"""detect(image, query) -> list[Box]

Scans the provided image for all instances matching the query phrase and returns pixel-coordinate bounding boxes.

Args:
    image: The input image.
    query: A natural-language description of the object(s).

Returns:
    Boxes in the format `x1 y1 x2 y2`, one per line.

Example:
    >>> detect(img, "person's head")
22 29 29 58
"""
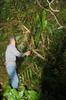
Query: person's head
9 36 16 45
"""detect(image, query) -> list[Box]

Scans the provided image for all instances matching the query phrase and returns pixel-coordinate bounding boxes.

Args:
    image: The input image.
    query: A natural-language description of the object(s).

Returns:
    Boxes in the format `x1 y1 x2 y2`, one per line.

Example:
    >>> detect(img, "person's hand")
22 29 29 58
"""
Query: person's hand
24 51 31 56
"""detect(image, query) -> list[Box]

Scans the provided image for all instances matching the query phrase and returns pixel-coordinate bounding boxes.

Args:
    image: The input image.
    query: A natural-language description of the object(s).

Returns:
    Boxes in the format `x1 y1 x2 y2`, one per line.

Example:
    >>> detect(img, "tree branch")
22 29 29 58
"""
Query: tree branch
36 0 63 29
47 0 59 12
47 9 63 29
30 48 45 60
36 0 44 9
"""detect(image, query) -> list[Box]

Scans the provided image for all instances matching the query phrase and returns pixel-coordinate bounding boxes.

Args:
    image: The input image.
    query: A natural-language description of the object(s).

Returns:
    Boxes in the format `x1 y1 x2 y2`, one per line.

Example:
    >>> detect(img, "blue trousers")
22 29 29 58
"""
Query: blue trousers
6 65 19 89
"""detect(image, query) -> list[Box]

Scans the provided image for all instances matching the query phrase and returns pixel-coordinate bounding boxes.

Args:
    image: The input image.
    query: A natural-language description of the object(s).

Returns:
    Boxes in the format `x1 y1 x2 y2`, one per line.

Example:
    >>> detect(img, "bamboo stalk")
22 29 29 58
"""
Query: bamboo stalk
32 49 45 60
22 25 30 33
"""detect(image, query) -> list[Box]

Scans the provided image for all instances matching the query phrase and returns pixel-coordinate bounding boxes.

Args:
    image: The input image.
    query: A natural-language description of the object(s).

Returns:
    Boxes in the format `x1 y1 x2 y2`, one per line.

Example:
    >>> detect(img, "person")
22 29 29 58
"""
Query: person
5 36 30 89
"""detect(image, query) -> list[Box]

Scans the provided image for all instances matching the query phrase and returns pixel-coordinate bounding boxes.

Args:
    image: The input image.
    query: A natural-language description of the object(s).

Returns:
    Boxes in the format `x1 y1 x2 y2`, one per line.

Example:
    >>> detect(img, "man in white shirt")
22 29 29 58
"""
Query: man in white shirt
5 36 30 89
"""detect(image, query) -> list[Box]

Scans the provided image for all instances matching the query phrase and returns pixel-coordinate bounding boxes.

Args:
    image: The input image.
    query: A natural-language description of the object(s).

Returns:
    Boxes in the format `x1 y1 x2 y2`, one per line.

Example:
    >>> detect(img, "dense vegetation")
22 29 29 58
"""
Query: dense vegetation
0 0 66 100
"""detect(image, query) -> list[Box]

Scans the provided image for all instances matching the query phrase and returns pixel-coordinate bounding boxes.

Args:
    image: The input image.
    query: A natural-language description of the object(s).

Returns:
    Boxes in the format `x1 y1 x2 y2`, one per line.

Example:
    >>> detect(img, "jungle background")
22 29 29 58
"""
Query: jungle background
0 0 66 100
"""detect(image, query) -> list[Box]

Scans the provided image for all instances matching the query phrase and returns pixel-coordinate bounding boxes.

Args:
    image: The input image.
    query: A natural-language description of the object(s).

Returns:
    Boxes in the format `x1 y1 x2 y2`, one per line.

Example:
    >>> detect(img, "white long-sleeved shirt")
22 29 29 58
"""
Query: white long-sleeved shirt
5 44 21 67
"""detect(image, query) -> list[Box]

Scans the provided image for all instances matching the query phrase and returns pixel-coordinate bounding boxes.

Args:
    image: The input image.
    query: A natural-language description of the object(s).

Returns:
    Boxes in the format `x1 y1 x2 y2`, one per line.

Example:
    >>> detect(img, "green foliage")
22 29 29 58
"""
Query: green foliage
4 86 21 100
41 11 47 30
0 0 66 100
34 14 41 47
59 8 66 24
18 56 41 90
3 85 39 100
27 90 39 100
0 3 12 21
34 11 47 47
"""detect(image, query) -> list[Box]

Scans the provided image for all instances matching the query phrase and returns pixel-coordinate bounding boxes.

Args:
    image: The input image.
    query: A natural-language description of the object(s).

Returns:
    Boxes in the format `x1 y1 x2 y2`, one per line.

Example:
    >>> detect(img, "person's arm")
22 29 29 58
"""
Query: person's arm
13 46 31 57
23 51 31 56
13 46 22 57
